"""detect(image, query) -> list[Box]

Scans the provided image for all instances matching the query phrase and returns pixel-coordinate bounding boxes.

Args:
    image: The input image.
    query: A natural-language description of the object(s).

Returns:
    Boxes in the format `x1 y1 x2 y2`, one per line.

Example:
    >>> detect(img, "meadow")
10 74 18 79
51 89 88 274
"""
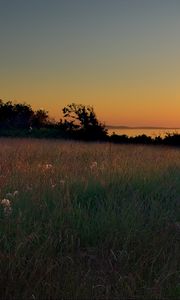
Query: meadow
0 138 179 299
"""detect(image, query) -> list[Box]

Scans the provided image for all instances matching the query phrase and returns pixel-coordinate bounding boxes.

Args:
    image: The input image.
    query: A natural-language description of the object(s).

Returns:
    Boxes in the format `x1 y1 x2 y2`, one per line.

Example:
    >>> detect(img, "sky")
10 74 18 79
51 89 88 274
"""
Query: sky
0 0 180 127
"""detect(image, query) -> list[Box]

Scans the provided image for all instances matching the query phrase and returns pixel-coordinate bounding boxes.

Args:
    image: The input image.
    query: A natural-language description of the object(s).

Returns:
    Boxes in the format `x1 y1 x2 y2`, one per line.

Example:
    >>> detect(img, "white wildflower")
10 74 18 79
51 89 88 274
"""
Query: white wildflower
1 199 12 216
1 198 11 207
44 163 53 170
5 190 18 198
90 161 98 171
13 190 19 196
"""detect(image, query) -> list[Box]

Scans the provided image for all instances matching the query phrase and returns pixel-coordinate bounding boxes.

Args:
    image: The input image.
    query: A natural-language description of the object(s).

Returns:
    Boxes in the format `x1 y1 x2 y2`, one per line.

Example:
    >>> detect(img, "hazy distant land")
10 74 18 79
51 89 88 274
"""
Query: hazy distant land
107 125 180 137
107 125 180 129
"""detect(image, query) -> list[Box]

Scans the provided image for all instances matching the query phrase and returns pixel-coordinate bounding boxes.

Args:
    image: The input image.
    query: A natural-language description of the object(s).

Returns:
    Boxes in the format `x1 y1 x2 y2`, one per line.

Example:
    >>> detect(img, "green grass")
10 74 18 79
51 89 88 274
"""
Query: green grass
0 138 180 299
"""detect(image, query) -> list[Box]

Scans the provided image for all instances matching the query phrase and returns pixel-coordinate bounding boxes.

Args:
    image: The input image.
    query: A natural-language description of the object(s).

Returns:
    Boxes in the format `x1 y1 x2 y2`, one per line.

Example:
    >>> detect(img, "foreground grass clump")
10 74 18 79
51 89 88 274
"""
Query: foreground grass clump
0 138 180 299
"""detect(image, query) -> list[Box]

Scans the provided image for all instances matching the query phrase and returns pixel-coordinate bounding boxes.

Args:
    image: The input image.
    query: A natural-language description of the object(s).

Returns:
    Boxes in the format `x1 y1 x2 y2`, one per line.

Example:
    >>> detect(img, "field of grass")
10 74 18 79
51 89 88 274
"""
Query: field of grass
0 138 180 299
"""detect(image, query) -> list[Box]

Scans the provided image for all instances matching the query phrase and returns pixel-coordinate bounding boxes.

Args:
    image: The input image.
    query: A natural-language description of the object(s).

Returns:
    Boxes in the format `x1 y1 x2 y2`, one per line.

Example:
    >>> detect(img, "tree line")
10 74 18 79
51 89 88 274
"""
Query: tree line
0 100 107 140
0 99 180 145
0 100 49 129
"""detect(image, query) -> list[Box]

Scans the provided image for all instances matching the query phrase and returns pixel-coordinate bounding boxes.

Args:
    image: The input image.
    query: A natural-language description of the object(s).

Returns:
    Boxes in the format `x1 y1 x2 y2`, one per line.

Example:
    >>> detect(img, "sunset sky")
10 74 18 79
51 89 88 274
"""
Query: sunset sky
1 0 180 127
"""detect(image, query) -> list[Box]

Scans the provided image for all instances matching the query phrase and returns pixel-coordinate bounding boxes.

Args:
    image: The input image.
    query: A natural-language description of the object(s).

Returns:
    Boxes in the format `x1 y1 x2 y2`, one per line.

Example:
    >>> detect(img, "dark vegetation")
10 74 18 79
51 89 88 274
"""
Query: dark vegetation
0 140 180 299
1 99 180 145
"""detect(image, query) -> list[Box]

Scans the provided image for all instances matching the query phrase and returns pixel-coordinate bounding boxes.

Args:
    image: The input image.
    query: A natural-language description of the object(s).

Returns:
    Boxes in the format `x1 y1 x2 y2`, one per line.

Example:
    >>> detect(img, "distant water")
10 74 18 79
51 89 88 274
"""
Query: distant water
108 128 180 138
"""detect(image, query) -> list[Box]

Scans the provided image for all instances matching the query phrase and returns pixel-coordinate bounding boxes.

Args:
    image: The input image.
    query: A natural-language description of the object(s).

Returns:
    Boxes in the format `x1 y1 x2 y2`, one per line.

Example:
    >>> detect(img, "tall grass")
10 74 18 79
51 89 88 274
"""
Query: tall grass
0 138 179 299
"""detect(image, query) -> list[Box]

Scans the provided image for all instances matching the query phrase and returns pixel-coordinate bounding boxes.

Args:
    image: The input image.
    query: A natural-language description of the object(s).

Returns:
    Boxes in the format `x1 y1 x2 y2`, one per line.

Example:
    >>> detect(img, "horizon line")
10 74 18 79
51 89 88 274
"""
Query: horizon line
107 125 180 129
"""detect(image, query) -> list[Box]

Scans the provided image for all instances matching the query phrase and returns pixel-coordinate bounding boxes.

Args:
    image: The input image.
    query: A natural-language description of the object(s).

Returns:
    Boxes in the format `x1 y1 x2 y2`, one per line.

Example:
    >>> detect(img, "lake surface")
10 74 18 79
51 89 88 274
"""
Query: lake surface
108 128 180 138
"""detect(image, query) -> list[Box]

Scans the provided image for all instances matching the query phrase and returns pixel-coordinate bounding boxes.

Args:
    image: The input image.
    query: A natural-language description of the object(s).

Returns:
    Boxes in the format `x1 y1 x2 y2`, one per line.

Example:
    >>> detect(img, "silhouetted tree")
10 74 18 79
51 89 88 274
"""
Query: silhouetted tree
32 109 49 128
0 101 34 129
13 103 34 128
0 100 13 128
0 100 50 130
129 134 152 144
110 134 129 144
163 133 180 146
59 103 107 140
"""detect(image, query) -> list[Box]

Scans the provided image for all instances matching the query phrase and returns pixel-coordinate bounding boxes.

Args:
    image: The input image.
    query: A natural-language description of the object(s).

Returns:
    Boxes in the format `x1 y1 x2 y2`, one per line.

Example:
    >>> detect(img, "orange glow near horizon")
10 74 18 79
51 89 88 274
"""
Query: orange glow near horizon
1 92 180 128
1 78 180 127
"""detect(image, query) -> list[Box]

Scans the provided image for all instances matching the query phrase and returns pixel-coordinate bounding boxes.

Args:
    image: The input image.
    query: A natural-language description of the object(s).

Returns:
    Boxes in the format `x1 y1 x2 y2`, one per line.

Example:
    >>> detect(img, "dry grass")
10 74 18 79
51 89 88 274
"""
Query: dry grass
0 138 180 299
